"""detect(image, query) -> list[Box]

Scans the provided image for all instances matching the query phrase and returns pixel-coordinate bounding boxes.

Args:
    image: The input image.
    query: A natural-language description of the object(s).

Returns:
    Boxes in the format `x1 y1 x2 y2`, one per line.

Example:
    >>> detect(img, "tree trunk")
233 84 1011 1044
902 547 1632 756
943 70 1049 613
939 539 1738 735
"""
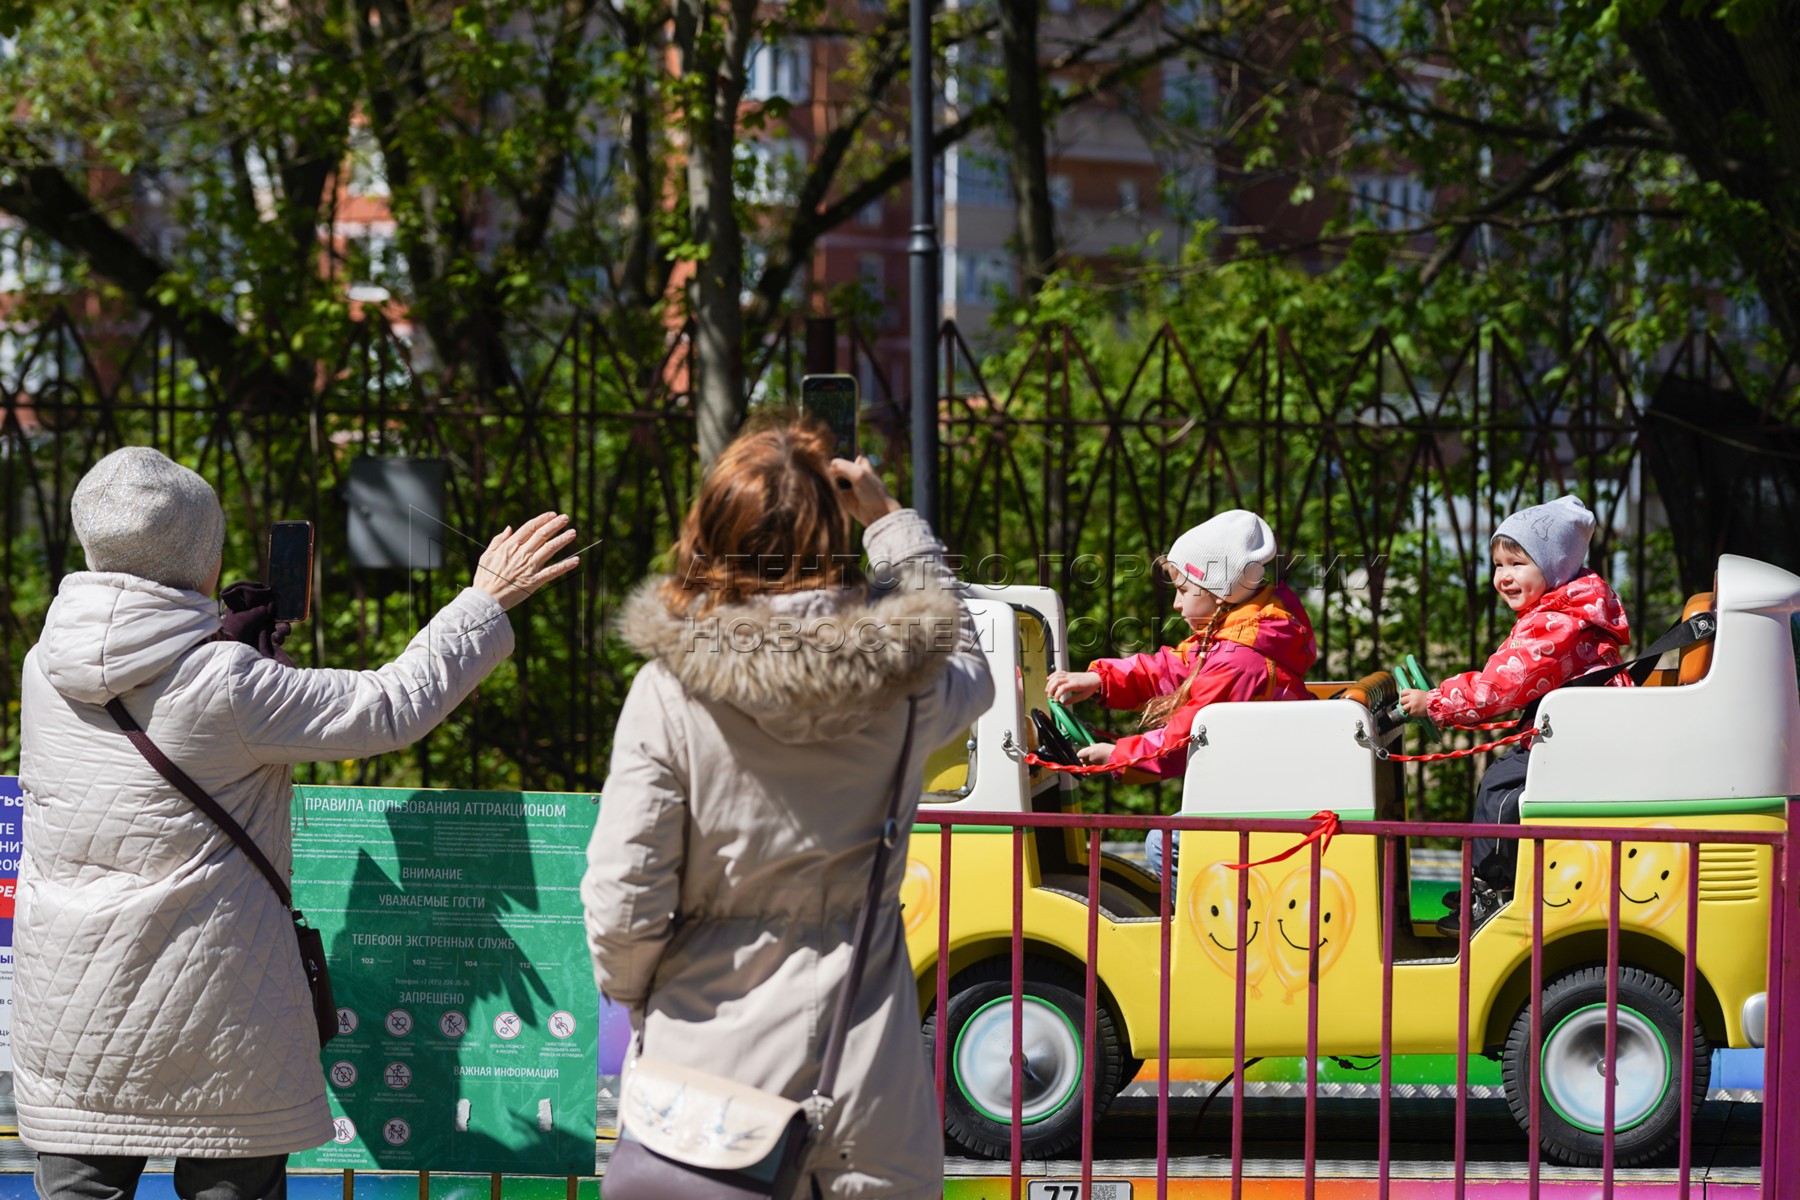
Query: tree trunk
676 0 757 465
688 143 746 465
618 32 665 311
1622 0 1800 348
999 0 1057 294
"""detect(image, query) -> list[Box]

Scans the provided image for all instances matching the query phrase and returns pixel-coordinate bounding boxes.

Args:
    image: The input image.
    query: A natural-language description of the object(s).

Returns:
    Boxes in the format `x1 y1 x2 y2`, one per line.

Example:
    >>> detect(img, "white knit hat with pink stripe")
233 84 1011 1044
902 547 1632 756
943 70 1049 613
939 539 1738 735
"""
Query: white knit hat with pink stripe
1165 510 1277 603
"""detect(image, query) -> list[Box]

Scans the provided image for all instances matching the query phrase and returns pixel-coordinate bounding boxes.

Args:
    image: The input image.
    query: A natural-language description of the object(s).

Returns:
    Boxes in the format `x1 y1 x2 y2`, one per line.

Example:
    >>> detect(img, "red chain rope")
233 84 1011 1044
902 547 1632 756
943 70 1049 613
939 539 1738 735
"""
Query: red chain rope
1384 726 1537 763
1026 718 1530 773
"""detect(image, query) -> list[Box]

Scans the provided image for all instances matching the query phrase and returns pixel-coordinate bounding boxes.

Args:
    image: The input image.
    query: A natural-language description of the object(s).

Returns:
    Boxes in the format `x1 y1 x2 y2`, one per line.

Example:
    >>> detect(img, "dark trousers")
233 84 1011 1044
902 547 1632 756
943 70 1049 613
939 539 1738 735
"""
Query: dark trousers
1473 746 1531 891
35 1154 288 1200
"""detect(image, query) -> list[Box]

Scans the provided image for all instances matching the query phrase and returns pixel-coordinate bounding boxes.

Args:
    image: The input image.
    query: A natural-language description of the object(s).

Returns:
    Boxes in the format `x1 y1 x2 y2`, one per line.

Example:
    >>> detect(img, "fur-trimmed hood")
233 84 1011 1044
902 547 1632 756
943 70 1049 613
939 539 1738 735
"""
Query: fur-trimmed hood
617 574 968 743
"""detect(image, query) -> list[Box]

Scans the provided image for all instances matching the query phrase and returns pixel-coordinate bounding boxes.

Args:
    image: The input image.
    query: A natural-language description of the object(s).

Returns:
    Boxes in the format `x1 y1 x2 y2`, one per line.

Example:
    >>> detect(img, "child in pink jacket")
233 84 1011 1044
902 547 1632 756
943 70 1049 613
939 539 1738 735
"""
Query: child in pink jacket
1047 510 1317 879
1398 494 1632 932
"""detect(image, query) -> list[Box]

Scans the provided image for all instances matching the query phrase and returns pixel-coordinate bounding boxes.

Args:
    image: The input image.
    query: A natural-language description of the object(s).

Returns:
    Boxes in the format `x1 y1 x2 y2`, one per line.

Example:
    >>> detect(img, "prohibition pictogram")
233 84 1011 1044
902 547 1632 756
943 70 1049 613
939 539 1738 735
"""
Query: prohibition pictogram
493 1011 522 1040
384 1061 413 1090
337 1008 359 1036
548 1010 576 1039
383 1118 411 1146
385 1009 413 1037
439 1011 467 1039
332 1117 357 1145
329 1061 357 1089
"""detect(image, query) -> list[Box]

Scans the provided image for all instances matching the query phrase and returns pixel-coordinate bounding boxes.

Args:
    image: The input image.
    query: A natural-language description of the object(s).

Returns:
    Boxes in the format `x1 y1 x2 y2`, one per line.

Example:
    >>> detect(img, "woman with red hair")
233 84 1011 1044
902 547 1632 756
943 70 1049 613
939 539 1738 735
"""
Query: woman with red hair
582 419 992 1198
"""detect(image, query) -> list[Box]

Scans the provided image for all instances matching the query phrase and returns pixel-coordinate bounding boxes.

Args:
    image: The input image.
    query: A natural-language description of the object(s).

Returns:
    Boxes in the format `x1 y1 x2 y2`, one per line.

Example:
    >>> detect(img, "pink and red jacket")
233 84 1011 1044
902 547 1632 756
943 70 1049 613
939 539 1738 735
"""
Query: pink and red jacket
1425 569 1633 726
1091 583 1318 780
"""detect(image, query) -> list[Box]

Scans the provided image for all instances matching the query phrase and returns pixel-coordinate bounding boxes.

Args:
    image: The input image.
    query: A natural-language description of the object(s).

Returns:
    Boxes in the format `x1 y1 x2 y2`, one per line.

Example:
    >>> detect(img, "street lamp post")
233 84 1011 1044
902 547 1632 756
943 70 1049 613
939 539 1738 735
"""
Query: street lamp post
908 0 940 527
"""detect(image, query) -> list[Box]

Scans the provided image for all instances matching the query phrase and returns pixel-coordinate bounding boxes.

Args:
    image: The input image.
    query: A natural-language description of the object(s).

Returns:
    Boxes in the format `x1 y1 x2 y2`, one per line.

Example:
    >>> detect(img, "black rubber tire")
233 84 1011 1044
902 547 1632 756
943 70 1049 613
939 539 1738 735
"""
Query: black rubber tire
922 957 1128 1160
1501 965 1710 1167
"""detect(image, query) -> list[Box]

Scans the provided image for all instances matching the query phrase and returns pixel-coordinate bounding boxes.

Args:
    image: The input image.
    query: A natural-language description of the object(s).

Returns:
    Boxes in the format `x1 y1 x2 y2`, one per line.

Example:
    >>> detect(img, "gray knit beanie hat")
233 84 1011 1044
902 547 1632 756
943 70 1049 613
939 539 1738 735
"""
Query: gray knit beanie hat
71 447 226 592
1493 494 1596 591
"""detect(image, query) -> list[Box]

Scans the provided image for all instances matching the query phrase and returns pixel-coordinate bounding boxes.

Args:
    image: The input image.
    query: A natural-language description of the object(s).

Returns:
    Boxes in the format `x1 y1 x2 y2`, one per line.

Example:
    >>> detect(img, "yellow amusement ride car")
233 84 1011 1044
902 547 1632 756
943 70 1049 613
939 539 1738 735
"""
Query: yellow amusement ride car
902 554 1789 1166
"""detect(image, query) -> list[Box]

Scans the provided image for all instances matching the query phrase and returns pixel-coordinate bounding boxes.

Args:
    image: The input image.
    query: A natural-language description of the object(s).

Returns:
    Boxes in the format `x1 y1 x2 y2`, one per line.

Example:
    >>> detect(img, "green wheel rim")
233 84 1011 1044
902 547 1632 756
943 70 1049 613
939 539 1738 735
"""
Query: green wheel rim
1539 1002 1673 1135
952 994 1085 1126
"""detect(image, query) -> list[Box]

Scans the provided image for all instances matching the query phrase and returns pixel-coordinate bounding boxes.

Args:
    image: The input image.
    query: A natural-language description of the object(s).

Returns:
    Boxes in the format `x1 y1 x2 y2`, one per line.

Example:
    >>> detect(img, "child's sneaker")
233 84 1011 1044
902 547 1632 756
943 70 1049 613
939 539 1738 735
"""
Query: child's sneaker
1435 880 1506 936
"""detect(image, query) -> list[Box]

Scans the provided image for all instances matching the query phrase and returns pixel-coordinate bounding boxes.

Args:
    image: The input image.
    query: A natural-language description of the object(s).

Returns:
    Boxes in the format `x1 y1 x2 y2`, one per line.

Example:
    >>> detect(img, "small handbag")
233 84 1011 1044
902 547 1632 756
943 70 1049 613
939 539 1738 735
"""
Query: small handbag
105 697 339 1048
603 700 919 1200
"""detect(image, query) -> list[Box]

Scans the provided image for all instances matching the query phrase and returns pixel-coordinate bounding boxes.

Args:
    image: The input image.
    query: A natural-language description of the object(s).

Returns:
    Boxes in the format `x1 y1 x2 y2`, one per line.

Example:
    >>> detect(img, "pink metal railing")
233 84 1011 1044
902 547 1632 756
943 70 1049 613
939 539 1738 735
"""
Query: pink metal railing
919 802 1797 1199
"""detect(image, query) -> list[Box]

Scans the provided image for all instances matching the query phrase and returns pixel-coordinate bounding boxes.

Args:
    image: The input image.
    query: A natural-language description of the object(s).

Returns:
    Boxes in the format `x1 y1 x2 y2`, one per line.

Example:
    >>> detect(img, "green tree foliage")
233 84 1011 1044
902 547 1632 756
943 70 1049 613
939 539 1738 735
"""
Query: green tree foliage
5 0 679 388
1141 0 1796 357
0 0 1194 462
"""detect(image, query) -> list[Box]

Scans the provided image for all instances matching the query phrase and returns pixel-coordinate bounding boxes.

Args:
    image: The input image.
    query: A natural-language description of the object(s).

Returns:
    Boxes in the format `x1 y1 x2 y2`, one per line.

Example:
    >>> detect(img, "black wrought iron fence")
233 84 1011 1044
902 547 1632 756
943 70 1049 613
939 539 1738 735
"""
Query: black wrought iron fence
2 309 1795 808
934 319 1800 811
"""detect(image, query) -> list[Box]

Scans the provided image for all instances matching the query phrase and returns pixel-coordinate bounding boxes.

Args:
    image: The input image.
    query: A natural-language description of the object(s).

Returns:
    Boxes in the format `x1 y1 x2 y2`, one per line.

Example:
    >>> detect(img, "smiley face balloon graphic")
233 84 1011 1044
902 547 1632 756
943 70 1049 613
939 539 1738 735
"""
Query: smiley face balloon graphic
1267 866 1354 1004
1187 861 1272 999
1523 840 1601 943
899 858 937 936
1610 831 1689 928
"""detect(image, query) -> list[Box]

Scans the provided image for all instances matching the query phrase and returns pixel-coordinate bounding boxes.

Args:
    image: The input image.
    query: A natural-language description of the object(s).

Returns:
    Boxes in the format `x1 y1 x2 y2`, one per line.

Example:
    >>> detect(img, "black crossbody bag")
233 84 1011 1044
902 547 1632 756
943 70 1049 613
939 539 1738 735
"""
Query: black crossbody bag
105 697 338 1048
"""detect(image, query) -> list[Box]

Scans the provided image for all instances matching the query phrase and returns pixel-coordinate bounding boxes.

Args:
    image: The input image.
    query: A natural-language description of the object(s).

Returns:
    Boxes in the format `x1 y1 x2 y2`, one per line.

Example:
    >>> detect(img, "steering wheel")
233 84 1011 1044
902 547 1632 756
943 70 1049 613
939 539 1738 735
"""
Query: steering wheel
1030 708 1083 767
1390 653 1443 744
1046 697 1096 748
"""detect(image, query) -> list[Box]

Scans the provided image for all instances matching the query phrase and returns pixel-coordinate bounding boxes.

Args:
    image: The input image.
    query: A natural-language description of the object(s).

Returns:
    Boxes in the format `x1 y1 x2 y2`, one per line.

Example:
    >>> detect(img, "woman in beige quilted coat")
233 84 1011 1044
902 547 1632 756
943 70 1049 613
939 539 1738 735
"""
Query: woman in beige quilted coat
583 422 993 1199
14 446 578 1200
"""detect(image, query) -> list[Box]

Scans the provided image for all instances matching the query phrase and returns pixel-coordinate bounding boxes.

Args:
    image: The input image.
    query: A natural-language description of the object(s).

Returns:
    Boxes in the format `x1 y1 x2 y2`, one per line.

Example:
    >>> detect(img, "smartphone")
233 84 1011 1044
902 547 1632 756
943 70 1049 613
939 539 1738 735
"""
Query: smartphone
269 520 314 623
801 374 859 461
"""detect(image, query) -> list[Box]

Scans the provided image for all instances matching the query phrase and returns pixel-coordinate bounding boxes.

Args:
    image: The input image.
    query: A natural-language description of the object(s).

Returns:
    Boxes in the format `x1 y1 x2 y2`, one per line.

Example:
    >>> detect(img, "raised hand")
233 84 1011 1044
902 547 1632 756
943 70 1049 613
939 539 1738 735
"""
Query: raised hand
474 512 581 611
828 456 903 527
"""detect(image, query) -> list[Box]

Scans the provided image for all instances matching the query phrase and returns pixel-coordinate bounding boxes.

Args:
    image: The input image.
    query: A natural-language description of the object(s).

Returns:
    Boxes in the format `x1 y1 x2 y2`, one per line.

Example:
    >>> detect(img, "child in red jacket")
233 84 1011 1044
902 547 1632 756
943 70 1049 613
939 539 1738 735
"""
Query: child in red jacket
1398 494 1631 932
1047 510 1317 879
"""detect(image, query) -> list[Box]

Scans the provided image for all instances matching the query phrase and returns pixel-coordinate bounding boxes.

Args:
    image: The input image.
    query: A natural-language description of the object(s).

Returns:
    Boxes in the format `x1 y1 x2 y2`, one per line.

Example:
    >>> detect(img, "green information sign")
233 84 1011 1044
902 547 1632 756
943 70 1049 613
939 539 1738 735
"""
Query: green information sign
288 786 599 1176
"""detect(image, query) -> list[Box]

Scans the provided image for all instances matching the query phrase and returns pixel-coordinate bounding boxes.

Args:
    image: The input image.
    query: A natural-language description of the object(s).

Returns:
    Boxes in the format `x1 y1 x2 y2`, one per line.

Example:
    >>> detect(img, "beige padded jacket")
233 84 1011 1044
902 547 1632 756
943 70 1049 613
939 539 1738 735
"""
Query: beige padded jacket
584 509 993 1199
15 573 513 1157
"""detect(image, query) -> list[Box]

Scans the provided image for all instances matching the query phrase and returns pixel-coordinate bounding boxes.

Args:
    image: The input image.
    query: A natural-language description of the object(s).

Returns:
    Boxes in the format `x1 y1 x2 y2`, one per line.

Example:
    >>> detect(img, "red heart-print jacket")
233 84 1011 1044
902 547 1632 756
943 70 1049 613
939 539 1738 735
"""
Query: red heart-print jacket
1426 569 1633 726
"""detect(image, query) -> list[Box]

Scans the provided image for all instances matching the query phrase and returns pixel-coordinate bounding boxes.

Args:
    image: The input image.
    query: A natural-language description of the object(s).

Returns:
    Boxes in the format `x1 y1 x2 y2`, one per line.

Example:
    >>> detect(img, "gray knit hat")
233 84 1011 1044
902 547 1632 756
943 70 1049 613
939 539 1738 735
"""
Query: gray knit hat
71 447 226 592
1493 495 1596 591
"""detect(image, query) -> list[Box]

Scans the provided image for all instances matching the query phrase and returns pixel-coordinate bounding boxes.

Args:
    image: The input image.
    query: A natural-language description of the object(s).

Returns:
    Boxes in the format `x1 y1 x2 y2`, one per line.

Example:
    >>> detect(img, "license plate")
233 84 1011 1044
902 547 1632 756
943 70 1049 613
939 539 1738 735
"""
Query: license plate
1027 1183 1133 1200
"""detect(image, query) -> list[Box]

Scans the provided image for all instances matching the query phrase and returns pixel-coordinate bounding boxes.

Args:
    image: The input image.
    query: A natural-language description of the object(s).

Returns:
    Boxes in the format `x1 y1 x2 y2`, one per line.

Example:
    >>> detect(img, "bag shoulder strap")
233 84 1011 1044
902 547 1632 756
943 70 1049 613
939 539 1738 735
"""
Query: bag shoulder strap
104 697 294 909
815 697 918 1103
